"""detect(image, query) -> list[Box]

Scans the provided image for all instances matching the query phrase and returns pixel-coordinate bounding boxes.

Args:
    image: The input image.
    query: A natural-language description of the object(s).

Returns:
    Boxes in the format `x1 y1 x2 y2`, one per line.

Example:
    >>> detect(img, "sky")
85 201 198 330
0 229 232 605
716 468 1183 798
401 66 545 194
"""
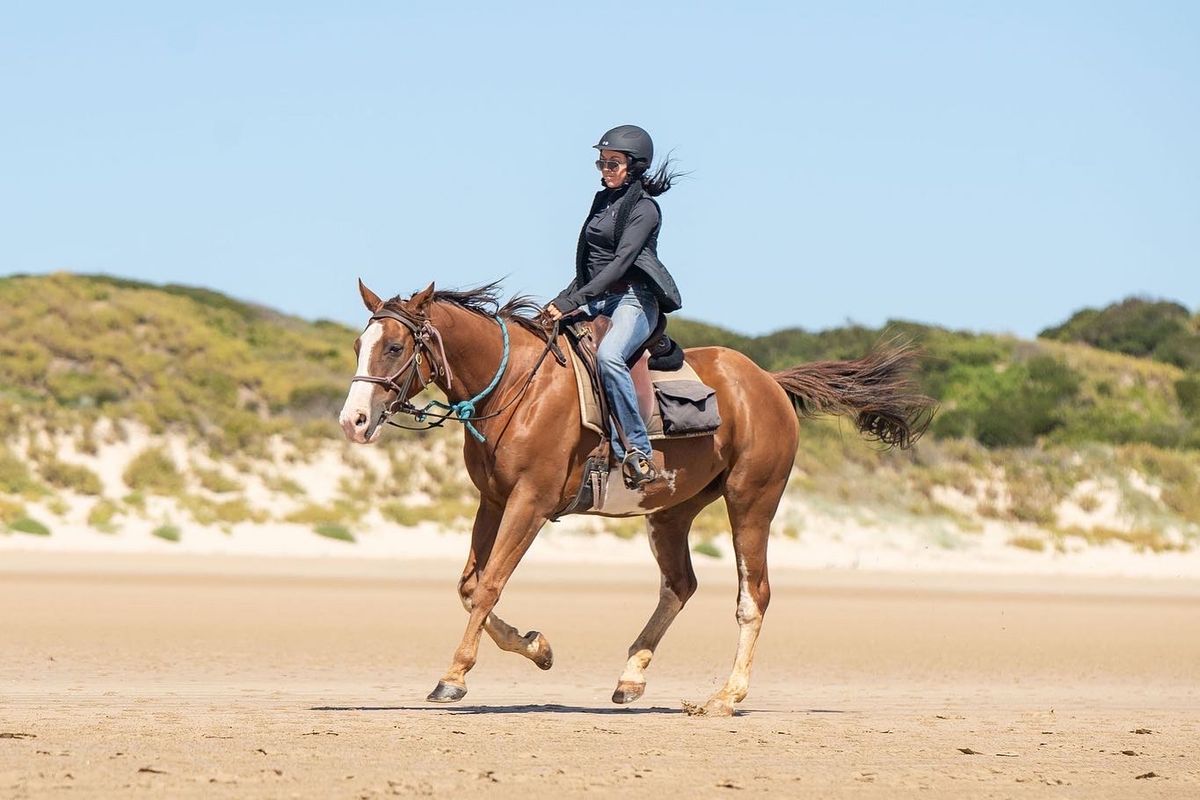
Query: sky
2 2 1197 338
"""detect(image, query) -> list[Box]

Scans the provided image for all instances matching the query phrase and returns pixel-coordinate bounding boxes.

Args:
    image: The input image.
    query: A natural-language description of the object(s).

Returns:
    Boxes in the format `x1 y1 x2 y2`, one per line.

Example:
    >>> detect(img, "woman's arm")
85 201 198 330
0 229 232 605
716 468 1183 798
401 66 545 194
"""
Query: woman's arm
550 199 659 313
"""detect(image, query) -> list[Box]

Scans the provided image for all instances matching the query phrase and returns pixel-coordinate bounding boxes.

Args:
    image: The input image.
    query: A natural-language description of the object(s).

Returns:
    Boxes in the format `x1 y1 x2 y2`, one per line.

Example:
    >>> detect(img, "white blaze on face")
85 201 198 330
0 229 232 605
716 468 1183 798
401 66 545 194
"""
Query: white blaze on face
339 321 385 440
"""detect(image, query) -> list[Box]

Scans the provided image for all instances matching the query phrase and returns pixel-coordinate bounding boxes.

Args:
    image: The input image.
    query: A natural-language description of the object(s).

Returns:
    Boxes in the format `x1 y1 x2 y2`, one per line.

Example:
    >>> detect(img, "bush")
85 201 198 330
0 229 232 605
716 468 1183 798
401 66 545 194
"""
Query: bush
1008 534 1046 552
314 523 355 542
286 501 360 526
40 458 103 495
180 495 265 526
151 524 181 542
0 447 38 494
1177 374 1200 419
123 447 184 494
193 467 241 494
1040 297 1191 359
691 539 722 558
87 499 121 533
973 357 1082 448
0 498 26 524
10 516 50 536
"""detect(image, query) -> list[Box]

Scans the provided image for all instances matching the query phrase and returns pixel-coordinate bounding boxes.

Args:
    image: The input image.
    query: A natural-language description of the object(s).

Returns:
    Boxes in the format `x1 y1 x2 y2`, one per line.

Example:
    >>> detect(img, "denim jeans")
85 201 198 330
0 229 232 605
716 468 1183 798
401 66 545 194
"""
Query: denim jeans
581 283 660 461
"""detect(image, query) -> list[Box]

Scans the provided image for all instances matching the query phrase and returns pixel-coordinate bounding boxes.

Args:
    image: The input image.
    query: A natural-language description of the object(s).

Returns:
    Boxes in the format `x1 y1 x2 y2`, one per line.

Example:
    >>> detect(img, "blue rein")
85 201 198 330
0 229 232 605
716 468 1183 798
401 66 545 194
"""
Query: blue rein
417 315 510 442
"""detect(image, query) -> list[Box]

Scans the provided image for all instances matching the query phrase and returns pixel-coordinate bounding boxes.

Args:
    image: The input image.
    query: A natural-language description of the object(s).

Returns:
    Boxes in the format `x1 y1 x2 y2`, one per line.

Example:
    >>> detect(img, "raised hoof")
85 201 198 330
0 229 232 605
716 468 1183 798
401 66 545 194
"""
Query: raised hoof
426 681 467 704
523 631 554 671
611 681 646 705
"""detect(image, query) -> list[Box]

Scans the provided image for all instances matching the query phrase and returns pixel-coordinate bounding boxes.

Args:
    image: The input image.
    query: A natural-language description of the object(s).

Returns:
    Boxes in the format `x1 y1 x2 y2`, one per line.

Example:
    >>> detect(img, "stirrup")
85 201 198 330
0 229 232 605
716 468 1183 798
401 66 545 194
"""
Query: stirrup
620 449 658 489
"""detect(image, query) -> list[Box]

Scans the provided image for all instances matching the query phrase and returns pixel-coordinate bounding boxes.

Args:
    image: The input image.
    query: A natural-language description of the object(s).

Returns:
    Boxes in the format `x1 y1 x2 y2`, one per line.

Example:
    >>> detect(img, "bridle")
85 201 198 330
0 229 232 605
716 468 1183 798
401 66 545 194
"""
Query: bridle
350 308 454 419
349 307 565 442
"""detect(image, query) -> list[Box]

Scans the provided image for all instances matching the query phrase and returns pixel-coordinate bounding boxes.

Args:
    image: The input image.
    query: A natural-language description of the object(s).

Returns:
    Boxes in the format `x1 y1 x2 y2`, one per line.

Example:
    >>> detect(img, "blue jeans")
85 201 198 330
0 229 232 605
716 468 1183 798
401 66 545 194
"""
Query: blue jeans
581 284 660 461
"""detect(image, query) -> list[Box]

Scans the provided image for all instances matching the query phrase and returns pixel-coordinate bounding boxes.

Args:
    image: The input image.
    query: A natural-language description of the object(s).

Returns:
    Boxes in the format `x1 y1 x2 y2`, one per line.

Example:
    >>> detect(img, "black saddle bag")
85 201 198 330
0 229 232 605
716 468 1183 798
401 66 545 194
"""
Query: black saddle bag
653 380 721 436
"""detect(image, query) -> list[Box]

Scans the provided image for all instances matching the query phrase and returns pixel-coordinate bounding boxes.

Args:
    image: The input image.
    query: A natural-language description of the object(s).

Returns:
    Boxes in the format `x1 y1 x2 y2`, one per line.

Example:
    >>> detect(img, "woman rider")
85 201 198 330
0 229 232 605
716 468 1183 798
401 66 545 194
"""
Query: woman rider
544 124 683 488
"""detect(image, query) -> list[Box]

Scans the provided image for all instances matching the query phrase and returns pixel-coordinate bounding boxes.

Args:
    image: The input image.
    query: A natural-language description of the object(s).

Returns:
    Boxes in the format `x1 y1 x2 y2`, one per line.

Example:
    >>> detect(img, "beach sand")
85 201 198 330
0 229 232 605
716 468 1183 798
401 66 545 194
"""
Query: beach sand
1 553 1197 798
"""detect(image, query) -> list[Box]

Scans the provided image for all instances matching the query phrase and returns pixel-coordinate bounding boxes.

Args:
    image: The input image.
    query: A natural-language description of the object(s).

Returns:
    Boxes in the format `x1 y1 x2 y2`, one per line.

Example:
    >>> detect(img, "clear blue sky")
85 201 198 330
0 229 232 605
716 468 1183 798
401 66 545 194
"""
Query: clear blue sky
2 2 1196 337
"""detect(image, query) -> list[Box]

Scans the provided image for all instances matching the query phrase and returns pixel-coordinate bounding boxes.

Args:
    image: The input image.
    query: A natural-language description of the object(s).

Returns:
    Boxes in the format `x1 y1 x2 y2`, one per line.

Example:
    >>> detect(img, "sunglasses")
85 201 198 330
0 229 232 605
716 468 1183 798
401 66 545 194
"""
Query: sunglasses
595 158 626 172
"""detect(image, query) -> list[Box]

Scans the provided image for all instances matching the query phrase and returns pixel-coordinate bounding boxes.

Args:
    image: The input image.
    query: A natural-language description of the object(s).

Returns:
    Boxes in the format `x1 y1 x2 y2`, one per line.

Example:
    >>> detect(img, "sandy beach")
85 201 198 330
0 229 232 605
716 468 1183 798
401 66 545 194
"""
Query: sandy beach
1 552 1197 798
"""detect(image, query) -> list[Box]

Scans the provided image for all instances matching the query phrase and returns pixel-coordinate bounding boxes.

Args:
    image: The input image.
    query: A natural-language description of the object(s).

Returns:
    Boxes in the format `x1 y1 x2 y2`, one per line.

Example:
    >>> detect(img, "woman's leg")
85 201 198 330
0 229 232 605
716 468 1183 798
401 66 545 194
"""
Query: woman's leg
595 287 659 461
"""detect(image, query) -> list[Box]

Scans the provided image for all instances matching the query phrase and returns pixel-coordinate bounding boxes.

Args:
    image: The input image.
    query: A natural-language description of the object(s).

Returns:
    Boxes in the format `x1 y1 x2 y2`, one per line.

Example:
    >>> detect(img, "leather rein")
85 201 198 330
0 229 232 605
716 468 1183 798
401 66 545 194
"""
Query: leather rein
349 308 565 441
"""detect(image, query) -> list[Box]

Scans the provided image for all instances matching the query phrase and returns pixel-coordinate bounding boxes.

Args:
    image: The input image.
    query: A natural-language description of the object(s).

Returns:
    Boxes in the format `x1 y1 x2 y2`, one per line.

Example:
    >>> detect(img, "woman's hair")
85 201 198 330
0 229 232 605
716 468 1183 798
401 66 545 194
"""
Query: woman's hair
630 155 686 197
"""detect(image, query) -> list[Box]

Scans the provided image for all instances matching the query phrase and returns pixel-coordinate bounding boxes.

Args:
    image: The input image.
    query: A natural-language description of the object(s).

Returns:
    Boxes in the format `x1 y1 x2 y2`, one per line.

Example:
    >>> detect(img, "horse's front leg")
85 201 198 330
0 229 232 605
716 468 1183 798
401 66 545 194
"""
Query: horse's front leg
458 498 553 671
428 491 550 703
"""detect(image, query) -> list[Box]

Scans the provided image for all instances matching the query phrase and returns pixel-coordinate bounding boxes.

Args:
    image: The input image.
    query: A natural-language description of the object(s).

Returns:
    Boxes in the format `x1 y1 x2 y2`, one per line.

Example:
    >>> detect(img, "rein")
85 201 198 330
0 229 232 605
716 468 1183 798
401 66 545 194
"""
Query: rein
350 308 564 443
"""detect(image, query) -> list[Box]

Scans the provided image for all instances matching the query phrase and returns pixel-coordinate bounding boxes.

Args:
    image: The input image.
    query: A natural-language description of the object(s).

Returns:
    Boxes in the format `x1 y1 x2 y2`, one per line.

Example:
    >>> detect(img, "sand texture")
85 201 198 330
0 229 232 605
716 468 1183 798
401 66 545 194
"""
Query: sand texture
1 554 1198 798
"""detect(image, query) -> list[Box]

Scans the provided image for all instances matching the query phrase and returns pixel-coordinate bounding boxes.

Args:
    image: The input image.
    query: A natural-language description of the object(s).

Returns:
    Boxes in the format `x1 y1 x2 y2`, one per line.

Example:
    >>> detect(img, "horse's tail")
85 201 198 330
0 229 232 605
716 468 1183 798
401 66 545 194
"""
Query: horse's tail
771 339 936 450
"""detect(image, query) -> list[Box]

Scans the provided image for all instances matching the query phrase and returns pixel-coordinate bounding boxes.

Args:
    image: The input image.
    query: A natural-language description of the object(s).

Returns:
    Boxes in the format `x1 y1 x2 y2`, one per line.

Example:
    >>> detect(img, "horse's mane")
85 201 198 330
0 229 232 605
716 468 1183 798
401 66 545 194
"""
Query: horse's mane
383 281 548 336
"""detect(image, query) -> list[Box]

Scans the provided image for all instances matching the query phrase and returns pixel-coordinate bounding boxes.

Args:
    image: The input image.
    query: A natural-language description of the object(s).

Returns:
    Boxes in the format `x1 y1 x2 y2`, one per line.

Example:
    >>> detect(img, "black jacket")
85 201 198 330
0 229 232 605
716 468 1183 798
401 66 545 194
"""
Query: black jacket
551 183 682 314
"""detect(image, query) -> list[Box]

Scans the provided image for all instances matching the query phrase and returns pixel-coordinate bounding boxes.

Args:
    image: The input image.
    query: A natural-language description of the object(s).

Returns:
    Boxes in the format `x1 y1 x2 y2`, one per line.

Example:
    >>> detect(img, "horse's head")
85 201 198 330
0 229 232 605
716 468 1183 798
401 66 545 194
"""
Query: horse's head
339 279 438 444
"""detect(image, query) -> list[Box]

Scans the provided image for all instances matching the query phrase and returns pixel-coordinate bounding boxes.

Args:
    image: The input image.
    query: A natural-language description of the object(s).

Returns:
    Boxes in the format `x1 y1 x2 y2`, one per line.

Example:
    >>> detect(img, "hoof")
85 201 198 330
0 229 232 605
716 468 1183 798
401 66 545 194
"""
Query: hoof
611 680 645 705
523 631 554 671
426 681 467 704
681 696 735 717
701 697 735 717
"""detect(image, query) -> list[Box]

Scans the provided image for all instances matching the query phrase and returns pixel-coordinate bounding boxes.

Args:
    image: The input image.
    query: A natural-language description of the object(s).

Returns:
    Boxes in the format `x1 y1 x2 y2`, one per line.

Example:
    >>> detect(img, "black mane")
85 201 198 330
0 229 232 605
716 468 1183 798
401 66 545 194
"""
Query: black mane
383 281 548 335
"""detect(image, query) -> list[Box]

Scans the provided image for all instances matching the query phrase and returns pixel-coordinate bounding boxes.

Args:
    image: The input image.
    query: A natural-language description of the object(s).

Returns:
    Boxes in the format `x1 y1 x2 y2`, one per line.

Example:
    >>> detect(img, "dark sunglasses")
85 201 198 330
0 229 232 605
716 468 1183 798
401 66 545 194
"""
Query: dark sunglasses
595 158 626 172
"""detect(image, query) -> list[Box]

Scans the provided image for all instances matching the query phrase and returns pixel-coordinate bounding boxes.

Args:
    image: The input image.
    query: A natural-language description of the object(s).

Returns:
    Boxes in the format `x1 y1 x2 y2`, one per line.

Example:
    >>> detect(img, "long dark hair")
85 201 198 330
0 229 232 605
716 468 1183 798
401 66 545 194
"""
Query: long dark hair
631 154 687 197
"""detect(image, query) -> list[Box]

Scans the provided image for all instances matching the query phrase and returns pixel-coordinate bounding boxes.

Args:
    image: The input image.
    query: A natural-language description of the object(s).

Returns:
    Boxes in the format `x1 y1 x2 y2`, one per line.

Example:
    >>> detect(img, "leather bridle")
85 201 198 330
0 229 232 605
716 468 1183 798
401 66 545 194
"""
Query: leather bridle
348 307 566 440
349 308 454 421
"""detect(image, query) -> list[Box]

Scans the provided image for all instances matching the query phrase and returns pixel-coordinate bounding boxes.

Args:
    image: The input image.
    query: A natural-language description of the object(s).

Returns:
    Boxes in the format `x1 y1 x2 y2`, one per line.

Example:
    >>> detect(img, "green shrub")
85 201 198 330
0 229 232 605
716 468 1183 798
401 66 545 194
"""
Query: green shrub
193 467 241 494
602 517 644 540
87 499 121 533
691 539 722 559
314 523 355 542
0 498 26 525
9 516 50 536
40 458 103 495
379 499 475 527
1008 534 1046 552
0 447 38 494
263 473 305 496
45 369 126 407
1176 374 1200 419
151 524 181 542
1040 297 1191 359
123 447 184 494
286 501 359 526
180 495 265 526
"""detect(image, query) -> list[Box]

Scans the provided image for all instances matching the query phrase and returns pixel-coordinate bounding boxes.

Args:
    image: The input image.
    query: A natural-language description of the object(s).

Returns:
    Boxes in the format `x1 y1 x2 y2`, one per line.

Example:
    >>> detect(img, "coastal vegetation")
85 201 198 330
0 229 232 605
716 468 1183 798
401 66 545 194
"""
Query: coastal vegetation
0 273 1195 554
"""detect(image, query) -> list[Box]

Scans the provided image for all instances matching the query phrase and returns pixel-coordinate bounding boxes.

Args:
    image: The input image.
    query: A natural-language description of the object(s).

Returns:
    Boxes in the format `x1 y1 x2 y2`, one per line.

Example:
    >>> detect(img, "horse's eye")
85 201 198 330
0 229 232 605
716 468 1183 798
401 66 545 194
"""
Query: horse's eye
387 343 404 356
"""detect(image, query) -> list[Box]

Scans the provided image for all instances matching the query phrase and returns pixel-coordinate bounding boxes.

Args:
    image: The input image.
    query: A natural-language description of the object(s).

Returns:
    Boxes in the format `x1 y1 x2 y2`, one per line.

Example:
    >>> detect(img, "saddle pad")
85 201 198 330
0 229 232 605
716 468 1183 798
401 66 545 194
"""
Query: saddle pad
569 348 716 441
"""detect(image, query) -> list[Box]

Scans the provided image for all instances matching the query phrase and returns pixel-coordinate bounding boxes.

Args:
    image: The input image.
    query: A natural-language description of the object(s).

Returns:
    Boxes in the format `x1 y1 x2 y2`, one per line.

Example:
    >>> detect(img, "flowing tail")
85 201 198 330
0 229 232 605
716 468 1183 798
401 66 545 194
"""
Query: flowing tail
772 339 937 449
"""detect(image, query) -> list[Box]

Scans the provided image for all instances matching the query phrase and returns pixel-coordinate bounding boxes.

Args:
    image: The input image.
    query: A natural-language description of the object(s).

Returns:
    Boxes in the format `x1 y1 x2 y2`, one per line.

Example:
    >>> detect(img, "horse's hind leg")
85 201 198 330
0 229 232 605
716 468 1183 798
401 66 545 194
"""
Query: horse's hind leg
698 471 786 717
612 490 715 704
458 498 553 671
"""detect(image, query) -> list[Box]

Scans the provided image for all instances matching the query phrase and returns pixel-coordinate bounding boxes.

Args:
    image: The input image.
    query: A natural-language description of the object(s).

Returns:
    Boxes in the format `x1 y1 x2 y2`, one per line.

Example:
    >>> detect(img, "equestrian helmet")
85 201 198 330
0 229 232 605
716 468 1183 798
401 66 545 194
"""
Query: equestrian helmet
594 125 653 165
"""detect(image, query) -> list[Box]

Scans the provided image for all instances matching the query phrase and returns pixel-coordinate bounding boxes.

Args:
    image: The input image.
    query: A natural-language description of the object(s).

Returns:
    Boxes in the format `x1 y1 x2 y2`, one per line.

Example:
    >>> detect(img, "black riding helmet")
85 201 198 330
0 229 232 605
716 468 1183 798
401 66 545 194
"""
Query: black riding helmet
594 124 653 166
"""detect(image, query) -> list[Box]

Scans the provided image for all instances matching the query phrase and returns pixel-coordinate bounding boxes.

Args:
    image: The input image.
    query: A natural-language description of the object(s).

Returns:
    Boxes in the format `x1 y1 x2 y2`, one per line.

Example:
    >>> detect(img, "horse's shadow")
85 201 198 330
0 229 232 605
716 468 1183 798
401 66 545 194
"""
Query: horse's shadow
310 703 689 715
310 703 847 716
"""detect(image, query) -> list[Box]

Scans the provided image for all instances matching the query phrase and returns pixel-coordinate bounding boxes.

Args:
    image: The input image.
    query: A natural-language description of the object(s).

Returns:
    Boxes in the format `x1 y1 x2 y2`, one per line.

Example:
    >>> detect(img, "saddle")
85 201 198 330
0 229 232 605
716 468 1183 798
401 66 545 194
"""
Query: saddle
552 316 721 518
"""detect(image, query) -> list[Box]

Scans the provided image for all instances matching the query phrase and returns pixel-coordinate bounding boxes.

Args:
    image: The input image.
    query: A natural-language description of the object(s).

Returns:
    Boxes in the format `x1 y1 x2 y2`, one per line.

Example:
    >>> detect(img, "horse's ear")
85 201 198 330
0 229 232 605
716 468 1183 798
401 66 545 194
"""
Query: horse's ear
358 278 384 313
408 282 436 315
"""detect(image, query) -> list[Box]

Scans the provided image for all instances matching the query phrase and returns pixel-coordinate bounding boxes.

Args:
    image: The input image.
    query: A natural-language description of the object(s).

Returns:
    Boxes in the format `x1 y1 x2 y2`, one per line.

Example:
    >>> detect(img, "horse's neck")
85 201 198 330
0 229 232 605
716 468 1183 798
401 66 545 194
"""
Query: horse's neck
429 305 536 406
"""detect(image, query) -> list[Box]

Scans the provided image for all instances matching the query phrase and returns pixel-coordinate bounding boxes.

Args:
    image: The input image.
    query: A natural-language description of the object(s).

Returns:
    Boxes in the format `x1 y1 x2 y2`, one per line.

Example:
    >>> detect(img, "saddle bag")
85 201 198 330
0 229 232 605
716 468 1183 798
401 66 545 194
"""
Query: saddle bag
653 380 721 436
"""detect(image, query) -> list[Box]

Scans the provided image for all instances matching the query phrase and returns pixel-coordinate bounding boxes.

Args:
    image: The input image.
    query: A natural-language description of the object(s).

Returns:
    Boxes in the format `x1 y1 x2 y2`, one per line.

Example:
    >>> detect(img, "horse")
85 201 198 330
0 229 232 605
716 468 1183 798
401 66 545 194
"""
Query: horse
339 280 934 716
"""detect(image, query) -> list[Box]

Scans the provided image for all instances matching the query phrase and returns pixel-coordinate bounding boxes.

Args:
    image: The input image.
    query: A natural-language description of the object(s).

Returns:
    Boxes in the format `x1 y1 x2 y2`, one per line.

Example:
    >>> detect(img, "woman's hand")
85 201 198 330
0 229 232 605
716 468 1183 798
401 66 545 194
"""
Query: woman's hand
544 304 565 322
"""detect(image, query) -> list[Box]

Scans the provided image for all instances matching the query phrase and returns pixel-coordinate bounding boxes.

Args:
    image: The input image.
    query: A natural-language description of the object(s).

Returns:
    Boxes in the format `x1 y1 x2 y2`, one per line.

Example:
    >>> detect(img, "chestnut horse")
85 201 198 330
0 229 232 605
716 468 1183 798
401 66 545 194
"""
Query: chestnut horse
340 280 933 716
